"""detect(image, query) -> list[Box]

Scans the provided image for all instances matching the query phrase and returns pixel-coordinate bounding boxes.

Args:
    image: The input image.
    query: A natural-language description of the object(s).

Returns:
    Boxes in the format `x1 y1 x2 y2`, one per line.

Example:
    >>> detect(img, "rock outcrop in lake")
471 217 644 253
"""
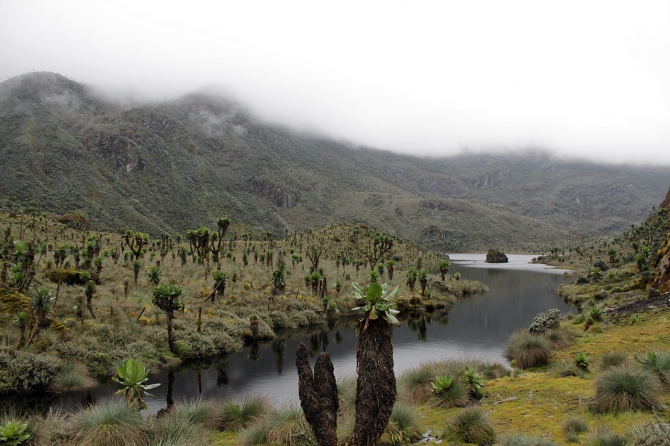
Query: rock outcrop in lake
485 249 508 263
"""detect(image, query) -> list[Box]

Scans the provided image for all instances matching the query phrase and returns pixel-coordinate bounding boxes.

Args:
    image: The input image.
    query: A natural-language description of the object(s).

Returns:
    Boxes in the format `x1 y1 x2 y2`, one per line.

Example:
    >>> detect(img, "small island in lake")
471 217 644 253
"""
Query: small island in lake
485 249 509 263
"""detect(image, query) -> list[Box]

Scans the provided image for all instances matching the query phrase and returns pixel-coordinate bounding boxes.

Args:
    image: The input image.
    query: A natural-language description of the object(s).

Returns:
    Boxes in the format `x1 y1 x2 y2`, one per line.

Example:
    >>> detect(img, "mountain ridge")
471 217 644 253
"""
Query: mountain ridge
1 71 668 251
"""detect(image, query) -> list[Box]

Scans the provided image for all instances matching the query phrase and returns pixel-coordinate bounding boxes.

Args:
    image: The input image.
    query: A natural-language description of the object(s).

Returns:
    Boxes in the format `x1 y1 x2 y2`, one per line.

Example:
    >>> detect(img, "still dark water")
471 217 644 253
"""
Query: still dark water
20 254 574 413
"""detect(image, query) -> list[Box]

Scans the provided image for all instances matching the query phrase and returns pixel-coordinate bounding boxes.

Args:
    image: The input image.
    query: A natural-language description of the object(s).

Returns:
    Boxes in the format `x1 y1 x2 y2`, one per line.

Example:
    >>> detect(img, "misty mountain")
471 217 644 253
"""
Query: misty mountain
0 72 668 252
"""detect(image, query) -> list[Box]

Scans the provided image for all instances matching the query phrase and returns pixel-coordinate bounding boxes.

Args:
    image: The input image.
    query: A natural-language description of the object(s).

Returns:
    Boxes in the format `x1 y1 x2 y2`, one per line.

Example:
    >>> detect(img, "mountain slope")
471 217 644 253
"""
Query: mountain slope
0 72 668 251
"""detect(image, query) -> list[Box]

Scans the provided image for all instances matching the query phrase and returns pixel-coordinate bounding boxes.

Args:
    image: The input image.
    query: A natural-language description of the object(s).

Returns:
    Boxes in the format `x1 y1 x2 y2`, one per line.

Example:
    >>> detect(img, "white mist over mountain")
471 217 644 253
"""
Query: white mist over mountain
1 1 669 164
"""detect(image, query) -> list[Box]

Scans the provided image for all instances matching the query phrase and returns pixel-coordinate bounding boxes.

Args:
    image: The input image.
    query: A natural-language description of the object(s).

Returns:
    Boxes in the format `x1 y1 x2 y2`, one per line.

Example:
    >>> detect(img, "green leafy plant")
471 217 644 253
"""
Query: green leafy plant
589 307 603 321
462 367 485 398
112 358 160 410
146 266 162 286
575 352 590 370
0 420 31 445
351 282 400 330
429 374 468 408
431 374 454 394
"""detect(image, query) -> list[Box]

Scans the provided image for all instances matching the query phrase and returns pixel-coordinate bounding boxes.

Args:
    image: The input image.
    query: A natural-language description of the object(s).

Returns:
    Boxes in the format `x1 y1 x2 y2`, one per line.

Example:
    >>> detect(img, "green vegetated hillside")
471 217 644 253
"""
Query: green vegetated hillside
1 72 668 252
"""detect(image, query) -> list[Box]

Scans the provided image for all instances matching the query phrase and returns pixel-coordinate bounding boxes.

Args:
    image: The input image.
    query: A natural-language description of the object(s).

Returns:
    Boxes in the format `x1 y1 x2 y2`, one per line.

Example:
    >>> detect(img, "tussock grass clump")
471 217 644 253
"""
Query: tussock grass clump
75 398 145 446
240 403 316 446
545 328 575 350
599 351 628 370
383 403 421 445
221 395 268 431
149 412 212 446
49 362 97 393
398 358 508 404
587 427 629 446
563 416 590 442
504 330 551 369
397 365 435 403
169 398 221 430
551 360 587 379
428 375 468 409
637 351 670 389
445 407 496 444
593 366 661 413
501 433 558 446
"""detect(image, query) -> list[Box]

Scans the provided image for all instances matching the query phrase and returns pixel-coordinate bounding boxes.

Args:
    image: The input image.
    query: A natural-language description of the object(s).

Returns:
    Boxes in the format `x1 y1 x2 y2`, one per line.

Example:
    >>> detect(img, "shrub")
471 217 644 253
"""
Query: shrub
528 309 561 334
504 330 551 369
501 433 558 446
630 416 670 446
0 350 62 394
445 407 496 444
599 351 628 370
221 395 268 431
593 366 660 413
383 404 421 445
75 398 145 446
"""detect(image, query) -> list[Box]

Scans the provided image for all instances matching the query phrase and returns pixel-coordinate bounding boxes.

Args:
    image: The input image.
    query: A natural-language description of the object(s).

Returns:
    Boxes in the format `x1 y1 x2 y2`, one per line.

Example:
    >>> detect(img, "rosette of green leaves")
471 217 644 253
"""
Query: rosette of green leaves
352 282 400 329
0 420 31 445
112 358 160 410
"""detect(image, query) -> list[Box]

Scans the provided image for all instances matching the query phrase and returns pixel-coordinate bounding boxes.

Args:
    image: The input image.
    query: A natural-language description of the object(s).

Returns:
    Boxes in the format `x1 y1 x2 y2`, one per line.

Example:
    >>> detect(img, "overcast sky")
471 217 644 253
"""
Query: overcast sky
1 1 669 164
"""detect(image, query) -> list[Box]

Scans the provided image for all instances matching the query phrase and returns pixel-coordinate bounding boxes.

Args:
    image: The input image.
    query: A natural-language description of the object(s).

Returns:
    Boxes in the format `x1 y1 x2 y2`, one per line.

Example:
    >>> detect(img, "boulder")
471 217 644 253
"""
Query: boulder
485 249 508 263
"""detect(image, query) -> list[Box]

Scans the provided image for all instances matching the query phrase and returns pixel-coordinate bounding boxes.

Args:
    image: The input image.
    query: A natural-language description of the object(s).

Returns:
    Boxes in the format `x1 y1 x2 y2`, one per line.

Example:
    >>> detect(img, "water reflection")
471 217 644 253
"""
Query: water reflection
29 256 573 413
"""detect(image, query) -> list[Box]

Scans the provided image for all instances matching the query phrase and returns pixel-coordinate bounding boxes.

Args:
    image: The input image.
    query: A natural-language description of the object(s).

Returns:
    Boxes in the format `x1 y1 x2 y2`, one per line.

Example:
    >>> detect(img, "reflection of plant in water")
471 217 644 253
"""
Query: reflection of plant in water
418 317 427 342
248 343 260 362
217 364 229 386
272 339 286 374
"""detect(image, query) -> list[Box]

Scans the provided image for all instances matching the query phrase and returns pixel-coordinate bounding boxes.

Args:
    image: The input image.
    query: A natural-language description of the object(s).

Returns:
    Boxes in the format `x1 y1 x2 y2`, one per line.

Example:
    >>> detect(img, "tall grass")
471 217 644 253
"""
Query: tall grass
563 416 590 442
445 407 496 444
593 366 660 413
637 351 670 389
383 403 421 445
169 398 221 430
336 375 357 413
599 351 628 370
587 427 629 446
75 398 145 446
504 330 551 369
240 403 316 446
221 395 268 431
148 412 211 446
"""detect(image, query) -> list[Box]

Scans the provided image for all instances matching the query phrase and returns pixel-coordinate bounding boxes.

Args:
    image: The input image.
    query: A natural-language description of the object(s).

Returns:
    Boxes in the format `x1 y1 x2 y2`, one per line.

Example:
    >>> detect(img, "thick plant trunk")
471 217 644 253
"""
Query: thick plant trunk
351 318 396 446
86 294 96 319
296 343 338 446
167 311 175 353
